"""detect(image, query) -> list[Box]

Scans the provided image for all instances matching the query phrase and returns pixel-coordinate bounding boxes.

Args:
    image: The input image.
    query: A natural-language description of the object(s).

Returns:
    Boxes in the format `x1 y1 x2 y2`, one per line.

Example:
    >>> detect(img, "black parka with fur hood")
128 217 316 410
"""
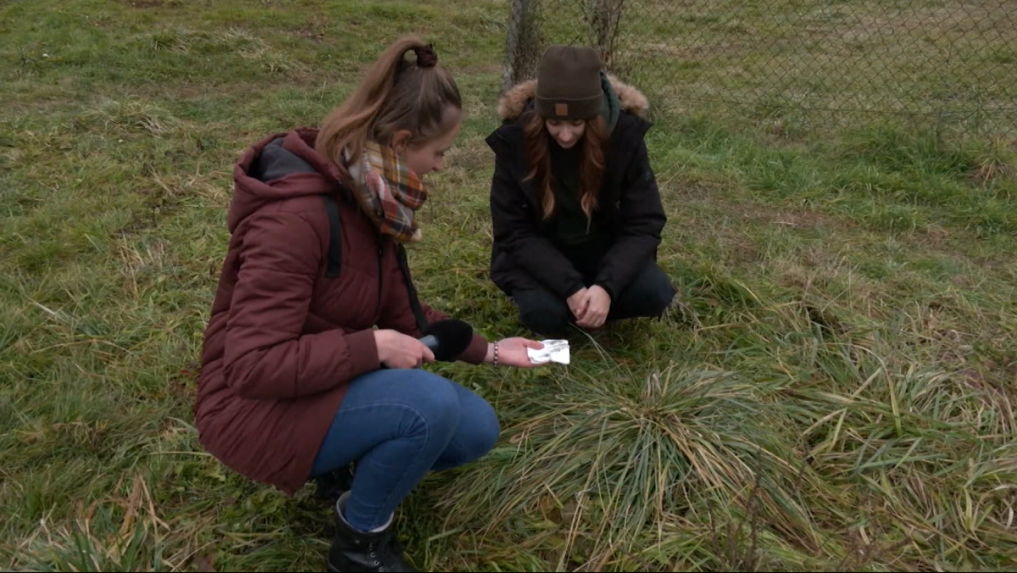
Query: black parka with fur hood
486 75 666 301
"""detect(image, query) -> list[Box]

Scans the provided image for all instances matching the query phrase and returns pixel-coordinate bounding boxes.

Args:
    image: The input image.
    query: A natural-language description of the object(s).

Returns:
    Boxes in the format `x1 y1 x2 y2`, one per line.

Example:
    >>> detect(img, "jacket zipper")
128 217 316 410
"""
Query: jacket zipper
376 235 384 320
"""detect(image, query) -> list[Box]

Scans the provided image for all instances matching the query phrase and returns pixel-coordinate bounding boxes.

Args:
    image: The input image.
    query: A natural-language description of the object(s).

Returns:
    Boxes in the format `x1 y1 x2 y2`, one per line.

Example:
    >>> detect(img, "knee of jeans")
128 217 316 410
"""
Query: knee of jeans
465 401 501 459
400 372 461 438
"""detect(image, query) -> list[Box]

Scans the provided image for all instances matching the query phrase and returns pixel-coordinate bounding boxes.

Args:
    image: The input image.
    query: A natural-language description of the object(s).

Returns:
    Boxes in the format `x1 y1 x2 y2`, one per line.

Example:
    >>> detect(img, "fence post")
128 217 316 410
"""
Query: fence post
503 0 535 93
587 0 625 68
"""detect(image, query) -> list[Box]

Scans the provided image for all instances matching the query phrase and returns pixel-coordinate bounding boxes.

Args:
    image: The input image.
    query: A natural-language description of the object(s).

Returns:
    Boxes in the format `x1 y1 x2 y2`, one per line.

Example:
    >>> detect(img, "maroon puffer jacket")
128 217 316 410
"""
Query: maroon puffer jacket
195 128 488 495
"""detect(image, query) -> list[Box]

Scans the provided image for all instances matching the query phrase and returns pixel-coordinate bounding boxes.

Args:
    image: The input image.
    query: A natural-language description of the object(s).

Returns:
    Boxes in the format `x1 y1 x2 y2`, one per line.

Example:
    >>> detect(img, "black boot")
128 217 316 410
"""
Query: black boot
327 495 417 573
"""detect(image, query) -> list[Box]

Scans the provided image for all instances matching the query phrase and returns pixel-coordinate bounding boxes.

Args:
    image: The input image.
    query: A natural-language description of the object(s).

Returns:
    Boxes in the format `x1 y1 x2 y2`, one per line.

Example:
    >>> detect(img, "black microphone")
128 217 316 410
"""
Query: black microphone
419 319 474 362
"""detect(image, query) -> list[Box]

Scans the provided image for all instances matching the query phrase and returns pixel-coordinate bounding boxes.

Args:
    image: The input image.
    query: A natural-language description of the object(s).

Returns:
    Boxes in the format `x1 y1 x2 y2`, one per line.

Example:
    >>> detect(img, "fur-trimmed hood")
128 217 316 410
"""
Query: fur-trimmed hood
497 73 649 122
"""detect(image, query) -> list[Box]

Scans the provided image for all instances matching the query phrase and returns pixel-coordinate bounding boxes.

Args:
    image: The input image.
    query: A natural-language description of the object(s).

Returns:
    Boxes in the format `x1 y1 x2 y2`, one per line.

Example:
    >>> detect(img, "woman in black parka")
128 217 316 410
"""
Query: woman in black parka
486 45 675 337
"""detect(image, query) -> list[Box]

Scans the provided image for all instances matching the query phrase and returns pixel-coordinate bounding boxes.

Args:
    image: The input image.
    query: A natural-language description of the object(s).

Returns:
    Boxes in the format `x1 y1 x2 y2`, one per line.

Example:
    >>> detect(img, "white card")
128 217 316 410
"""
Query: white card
527 339 570 365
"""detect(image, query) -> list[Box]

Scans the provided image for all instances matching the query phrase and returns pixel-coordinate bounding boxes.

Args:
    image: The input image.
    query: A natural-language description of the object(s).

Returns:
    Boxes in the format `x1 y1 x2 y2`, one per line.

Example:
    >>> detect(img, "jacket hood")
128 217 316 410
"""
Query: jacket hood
228 128 342 233
497 73 649 122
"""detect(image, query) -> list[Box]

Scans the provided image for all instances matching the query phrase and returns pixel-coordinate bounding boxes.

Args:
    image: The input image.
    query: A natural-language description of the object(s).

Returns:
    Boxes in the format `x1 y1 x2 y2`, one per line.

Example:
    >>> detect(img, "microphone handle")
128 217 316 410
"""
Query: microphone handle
379 335 440 369
419 334 439 353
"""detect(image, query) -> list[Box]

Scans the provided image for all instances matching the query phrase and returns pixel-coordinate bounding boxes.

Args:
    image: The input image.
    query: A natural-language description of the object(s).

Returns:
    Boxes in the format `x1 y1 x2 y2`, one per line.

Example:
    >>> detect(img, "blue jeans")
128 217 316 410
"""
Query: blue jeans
311 368 500 532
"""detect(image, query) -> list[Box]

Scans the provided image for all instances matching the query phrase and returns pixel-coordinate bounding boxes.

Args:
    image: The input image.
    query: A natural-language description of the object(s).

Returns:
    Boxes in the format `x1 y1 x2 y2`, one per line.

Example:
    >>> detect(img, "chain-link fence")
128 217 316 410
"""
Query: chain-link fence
503 0 1017 138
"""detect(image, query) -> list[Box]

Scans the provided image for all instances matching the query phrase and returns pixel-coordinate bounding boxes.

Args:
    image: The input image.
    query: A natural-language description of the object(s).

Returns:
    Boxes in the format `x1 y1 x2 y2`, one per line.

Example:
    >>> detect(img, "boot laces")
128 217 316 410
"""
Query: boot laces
368 541 382 570
352 538 383 570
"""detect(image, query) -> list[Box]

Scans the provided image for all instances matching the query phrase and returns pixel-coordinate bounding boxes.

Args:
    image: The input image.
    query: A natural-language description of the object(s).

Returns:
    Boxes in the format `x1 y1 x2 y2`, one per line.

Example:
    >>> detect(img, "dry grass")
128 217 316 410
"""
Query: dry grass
2 0 1017 571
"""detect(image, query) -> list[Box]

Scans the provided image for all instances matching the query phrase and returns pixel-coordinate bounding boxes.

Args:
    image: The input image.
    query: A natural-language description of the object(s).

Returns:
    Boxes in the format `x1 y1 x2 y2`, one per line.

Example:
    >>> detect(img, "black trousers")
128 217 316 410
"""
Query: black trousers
512 263 675 337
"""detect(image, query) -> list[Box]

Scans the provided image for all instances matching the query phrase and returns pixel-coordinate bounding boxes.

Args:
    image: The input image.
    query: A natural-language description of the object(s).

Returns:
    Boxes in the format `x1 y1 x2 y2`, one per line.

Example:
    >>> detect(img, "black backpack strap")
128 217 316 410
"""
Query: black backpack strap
322 192 426 333
322 194 342 278
396 244 430 334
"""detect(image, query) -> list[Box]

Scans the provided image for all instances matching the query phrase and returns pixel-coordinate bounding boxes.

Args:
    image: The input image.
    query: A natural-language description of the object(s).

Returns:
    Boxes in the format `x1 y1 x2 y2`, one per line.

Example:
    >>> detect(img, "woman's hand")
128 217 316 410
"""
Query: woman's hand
576 285 611 329
374 329 435 369
487 338 546 368
567 288 591 322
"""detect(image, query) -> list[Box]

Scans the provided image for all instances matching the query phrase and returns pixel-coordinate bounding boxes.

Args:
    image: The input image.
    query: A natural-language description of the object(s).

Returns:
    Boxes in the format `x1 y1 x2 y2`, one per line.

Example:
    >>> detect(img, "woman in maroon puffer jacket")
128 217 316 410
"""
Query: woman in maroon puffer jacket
195 36 546 572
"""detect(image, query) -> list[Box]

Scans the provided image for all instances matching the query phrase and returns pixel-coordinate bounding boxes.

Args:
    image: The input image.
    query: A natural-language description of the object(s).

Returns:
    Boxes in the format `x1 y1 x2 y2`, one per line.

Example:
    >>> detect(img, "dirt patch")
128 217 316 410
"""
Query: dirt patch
799 2 1017 44
662 173 835 229
703 196 843 234
169 359 200 400
125 80 268 102
457 62 505 76
297 18 330 43
118 0 172 8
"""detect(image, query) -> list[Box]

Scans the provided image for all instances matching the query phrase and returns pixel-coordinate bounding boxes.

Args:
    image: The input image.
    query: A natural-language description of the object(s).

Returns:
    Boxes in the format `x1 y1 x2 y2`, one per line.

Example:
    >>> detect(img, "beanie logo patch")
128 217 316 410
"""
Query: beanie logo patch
555 103 568 117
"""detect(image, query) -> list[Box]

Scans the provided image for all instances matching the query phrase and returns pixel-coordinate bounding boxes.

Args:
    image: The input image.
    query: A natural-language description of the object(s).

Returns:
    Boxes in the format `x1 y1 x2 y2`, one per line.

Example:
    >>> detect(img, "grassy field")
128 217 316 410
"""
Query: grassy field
2 0 1017 571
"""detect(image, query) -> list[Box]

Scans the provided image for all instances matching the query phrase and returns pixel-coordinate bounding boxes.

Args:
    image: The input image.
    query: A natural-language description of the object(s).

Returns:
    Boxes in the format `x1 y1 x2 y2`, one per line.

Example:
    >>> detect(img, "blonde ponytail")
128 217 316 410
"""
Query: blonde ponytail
316 36 462 181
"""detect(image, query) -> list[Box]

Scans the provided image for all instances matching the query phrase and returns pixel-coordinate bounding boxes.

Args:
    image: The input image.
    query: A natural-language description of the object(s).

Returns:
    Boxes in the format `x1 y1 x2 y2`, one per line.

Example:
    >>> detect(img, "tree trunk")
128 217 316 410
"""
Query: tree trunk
502 0 541 93
587 0 625 68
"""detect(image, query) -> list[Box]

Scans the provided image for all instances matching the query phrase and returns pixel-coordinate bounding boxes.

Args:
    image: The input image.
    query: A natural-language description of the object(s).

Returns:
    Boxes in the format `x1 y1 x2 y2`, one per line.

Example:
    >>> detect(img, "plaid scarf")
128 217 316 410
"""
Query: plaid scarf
346 141 428 243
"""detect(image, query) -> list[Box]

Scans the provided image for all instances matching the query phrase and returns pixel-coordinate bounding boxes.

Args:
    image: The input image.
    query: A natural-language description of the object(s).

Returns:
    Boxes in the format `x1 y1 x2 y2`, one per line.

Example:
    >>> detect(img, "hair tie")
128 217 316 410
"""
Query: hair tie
414 44 438 68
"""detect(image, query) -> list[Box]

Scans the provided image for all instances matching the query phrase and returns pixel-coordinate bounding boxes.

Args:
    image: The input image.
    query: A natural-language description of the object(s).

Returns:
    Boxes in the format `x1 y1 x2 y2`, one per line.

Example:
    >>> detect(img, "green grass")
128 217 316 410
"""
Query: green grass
2 0 1017 571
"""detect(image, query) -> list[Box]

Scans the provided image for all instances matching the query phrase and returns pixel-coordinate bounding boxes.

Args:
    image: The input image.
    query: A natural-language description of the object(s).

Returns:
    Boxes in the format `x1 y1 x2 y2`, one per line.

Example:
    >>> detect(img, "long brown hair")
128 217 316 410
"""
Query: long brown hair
523 111 608 221
316 36 461 181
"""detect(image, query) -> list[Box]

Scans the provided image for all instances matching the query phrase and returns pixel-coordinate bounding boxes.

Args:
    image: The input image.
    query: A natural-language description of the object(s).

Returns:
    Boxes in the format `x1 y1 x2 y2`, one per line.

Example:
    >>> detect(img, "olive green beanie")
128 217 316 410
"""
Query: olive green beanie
535 45 604 120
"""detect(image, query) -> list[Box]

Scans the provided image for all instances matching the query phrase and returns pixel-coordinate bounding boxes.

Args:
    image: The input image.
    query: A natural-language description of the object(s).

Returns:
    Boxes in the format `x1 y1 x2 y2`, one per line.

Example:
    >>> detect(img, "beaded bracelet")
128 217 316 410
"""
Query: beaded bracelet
493 342 499 367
